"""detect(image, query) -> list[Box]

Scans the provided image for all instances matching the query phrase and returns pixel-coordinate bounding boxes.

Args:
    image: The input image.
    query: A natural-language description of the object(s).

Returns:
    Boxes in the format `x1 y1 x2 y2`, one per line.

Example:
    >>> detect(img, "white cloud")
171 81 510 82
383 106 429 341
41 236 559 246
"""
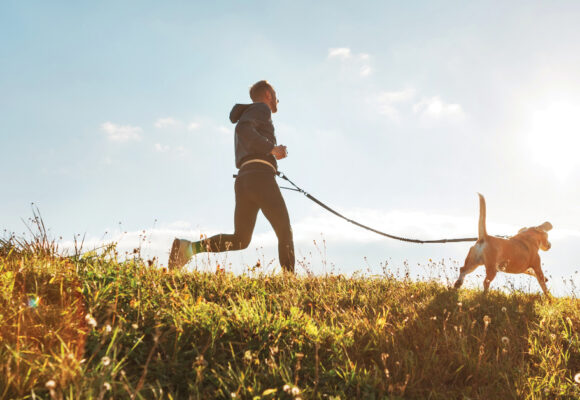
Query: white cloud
372 88 416 119
288 208 479 245
174 145 187 156
216 125 232 135
413 97 465 119
187 122 201 131
101 122 142 142
154 143 170 152
166 220 192 230
360 65 373 77
154 117 179 129
328 47 352 59
153 143 187 156
370 90 465 122
328 47 373 77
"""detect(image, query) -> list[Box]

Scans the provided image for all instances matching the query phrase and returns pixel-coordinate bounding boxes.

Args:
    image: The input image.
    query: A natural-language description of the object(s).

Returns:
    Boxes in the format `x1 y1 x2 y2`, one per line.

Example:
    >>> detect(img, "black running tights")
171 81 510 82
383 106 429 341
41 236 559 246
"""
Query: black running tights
202 169 295 272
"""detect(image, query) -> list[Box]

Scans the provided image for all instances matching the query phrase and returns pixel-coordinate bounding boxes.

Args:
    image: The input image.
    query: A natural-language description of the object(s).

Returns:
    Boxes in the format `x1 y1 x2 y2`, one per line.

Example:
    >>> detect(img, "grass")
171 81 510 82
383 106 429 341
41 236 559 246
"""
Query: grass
0 220 579 399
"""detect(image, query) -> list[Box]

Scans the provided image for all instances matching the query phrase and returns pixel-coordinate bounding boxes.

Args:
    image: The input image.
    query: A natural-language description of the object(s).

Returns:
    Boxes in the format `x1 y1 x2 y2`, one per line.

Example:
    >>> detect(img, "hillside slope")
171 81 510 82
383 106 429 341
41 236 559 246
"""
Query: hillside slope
1 243 579 399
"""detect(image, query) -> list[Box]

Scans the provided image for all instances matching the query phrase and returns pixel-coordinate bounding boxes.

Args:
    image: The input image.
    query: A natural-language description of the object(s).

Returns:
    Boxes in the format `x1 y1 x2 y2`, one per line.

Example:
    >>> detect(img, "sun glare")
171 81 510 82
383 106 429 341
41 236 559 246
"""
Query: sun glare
526 102 580 181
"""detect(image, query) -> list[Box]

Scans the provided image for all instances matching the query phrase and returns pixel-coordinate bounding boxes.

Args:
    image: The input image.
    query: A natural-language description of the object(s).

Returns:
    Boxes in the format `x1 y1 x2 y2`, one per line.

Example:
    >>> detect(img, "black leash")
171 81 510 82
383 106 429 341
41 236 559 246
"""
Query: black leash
276 171 478 244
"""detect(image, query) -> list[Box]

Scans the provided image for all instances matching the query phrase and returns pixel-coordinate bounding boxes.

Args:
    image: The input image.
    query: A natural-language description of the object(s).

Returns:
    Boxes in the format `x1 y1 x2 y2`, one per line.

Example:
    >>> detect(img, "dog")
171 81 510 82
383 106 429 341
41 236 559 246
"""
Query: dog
453 194 553 296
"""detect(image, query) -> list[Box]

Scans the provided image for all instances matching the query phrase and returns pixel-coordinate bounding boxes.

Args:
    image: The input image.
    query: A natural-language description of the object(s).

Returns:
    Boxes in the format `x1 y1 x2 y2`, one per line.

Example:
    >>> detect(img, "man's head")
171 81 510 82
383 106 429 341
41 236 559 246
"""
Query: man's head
250 80 278 113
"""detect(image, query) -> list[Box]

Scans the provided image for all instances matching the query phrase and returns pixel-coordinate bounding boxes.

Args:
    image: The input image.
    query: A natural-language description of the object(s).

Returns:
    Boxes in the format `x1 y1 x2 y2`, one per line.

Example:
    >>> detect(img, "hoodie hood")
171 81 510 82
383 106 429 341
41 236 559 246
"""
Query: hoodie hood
229 103 252 123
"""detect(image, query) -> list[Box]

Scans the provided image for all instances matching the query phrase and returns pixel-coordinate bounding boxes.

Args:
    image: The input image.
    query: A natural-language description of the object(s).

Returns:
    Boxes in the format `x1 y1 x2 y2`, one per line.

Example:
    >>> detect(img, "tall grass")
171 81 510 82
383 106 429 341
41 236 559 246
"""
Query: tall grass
0 222 579 399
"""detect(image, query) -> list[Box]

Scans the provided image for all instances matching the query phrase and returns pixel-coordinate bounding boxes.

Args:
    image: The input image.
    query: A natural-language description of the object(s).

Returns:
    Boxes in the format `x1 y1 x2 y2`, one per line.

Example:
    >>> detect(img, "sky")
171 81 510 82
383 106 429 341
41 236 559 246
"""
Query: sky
1 1 580 295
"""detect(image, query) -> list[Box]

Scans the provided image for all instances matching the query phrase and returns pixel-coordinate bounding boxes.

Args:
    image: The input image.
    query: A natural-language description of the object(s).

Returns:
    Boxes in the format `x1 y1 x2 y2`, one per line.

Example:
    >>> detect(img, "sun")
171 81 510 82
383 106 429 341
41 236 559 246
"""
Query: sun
526 102 580 181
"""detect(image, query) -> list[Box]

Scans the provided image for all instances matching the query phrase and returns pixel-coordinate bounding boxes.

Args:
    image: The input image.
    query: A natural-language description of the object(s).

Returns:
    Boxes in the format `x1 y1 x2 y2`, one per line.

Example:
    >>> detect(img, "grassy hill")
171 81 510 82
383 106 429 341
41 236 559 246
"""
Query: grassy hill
1 234 579 399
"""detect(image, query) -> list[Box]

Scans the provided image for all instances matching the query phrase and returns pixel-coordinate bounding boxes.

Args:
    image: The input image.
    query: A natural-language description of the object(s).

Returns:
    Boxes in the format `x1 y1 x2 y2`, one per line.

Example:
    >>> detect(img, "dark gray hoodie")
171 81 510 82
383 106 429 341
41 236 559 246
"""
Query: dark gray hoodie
230 102 277 170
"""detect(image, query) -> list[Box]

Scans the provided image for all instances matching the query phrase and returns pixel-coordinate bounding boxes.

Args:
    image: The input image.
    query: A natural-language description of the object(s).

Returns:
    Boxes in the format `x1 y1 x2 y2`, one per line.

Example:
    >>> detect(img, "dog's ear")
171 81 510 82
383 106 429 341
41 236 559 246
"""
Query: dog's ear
538 221 553 232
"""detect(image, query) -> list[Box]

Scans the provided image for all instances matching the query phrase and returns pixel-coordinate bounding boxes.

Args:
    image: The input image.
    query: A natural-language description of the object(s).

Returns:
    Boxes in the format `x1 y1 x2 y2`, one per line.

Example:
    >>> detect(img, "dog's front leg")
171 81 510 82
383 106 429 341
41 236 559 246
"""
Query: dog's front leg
530 263 551 297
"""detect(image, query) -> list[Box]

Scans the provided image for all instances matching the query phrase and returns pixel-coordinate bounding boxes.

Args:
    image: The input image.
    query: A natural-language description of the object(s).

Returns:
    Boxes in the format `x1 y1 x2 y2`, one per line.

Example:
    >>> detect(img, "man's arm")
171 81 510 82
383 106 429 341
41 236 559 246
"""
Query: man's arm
235 104 275 154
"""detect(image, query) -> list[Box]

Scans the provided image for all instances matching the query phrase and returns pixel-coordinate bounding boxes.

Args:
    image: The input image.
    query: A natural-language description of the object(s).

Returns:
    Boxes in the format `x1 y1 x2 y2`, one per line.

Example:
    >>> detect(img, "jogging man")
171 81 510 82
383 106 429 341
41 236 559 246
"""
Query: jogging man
168 80 295 272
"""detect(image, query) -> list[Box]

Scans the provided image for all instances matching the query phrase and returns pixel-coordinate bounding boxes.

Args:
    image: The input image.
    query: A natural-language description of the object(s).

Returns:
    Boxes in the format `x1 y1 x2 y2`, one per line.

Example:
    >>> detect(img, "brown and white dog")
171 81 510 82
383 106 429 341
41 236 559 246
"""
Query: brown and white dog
453 194 553 296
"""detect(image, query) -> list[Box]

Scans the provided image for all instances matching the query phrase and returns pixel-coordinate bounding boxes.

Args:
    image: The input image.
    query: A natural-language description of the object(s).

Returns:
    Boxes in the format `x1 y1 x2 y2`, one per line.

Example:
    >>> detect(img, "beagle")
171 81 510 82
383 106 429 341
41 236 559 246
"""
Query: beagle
454 194 552 296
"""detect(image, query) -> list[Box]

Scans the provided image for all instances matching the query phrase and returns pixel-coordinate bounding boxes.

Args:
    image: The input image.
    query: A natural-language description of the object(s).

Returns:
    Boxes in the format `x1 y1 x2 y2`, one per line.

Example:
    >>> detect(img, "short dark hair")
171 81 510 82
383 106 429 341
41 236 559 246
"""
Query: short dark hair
249 80 273 102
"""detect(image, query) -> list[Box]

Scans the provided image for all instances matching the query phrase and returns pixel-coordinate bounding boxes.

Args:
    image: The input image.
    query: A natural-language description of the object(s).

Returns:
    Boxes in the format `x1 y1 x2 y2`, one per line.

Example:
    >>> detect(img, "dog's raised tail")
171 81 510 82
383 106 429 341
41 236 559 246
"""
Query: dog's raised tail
477 193 487 240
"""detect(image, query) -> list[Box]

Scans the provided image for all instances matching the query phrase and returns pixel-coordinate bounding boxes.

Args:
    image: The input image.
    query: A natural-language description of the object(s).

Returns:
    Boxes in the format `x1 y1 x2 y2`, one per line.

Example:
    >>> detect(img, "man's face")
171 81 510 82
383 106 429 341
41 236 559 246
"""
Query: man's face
266 88 278 113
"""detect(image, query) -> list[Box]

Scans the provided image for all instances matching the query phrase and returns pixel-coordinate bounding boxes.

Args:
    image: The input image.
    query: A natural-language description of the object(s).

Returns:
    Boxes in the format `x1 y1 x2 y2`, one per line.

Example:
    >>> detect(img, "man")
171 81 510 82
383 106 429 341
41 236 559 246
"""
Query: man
168 80 295 272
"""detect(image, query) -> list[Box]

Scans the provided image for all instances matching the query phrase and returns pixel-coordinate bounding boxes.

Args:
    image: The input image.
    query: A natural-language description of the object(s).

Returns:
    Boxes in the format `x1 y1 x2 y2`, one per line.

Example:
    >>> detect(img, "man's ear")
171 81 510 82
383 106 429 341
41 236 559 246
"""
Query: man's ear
262 90 272 102
538 221 553 232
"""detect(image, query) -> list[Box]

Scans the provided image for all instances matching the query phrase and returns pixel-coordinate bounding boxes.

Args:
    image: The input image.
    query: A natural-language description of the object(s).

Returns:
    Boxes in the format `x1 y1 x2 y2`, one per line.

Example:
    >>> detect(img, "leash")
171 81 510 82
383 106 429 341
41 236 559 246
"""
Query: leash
276 171 478 244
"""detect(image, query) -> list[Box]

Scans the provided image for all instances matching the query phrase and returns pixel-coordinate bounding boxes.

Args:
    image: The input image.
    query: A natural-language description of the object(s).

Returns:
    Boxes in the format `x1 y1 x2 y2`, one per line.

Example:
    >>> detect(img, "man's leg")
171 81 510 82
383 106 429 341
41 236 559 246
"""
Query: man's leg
201 196 259 252
188 177 259 254
256 175 295 273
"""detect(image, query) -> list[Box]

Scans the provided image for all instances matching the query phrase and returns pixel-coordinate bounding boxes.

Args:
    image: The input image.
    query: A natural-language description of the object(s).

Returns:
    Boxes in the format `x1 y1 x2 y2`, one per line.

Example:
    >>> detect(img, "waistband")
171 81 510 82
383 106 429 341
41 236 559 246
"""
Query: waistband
240 159 277 174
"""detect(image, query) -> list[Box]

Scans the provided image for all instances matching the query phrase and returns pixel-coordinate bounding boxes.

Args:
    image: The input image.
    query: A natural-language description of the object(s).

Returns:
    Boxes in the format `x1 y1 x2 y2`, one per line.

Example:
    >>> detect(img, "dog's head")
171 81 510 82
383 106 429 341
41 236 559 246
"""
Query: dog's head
518 221 553 251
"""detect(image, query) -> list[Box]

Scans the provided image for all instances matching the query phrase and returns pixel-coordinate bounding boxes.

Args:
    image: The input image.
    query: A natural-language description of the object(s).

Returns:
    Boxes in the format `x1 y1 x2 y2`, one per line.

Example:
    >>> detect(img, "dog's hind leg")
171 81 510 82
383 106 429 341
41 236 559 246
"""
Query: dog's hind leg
454 247 482 289
483 264 497 293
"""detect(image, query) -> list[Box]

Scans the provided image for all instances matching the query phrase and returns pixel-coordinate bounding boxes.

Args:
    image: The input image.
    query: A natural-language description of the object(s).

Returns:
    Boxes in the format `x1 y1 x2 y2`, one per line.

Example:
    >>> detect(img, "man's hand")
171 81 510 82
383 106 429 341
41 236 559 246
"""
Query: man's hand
271 145 288 160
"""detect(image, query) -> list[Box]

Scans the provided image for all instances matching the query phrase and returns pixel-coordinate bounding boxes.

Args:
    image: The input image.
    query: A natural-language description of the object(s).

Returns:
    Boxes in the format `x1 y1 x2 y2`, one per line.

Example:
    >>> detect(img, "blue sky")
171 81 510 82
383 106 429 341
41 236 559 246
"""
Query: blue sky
1 1 580 294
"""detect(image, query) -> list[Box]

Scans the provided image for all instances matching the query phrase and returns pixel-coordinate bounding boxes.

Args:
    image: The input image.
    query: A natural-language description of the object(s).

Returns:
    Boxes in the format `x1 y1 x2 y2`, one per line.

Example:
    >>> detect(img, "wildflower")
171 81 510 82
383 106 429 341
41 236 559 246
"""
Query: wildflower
283 384 291 393
501 336 510 345
380 353 389 363
85 313 97 328
501 307 507 313
105 324 112 333
101 356 111 366
45 380 56 389
457 302 462 308
195 355 208 367
483 315 491 326
132 323 138 329
291 386 301 396
550 333 556 341
103 382 111 391
574 372 580 384
231 393 237 398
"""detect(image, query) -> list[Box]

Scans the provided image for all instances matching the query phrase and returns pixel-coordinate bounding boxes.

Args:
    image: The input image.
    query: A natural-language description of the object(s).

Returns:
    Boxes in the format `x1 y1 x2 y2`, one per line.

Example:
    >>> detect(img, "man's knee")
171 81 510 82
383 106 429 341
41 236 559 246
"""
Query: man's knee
235 233 252 249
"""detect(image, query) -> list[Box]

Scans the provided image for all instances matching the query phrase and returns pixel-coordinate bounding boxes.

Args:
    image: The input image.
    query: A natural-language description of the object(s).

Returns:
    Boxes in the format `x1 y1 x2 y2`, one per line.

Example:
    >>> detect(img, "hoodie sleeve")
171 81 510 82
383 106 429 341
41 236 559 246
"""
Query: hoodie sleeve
235 103 275 154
